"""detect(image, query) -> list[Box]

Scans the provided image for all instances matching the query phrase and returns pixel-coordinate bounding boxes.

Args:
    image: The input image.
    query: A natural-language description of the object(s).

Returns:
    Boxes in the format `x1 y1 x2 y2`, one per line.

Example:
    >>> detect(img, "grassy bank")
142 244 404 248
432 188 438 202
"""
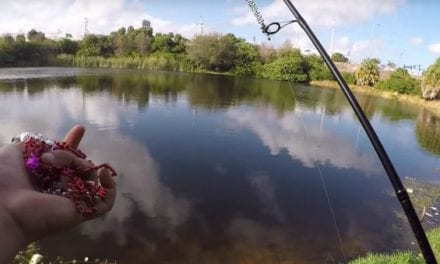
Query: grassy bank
350 227 440 263
311 80 440 117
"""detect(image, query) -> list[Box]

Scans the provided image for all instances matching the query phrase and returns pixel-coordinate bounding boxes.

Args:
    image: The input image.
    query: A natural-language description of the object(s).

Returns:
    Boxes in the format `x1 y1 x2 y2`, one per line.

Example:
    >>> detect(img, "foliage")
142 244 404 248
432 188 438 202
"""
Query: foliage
186 33 236 71
376 68 420 95
349 252 419 264
0 30 58 66
331 52 349 63
350 226 440 264
422 57 440 100
387 61 396 69
58 37 78 55
355 58 380 86
304 54 332 81
342 72 356 85
57 53 194 72
152 32 186 53
256 43 277 63
233 41 259 76
257 48 308 82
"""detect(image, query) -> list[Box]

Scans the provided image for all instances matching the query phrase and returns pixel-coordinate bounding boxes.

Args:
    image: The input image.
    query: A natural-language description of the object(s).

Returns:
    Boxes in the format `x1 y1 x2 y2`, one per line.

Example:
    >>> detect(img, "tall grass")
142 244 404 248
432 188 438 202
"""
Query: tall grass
56 53 195 72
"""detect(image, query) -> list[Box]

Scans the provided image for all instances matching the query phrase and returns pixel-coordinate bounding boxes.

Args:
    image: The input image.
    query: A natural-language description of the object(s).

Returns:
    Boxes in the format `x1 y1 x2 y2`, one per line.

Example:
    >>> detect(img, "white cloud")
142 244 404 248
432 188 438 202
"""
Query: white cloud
409 37 424 46
0 0 201 39
429 43 440 55
234 1 392 62
233 0 405 27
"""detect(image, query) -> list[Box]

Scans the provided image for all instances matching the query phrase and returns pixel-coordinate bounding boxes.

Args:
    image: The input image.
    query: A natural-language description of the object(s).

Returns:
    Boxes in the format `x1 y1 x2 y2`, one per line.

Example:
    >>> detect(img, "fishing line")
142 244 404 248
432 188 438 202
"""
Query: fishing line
245 0 437 263
288 82 347 262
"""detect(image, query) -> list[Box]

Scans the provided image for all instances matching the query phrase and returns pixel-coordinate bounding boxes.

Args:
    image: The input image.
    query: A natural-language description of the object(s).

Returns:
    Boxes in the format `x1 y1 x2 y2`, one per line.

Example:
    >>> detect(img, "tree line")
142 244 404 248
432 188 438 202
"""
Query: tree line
354 57 440 100
1 26 439 100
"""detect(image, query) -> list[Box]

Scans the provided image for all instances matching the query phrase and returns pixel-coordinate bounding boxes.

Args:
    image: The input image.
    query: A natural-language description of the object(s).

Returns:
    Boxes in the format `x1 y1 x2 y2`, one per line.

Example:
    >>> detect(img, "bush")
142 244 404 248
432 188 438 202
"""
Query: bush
355 58 380 86
233 42 259 76
331 52 349 63
305 54 332 81
342 72 356 85
375 68 420 95
257 48 308 82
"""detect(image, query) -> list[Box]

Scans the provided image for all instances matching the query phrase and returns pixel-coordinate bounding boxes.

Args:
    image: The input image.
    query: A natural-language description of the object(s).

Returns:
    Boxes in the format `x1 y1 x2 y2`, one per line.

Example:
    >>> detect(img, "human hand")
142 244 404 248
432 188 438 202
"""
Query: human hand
0 125 116 263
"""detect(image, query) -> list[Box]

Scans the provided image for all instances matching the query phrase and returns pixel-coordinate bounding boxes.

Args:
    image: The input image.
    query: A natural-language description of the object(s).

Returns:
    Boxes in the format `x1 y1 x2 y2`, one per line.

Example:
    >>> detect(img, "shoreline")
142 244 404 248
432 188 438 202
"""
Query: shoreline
311 80 440 117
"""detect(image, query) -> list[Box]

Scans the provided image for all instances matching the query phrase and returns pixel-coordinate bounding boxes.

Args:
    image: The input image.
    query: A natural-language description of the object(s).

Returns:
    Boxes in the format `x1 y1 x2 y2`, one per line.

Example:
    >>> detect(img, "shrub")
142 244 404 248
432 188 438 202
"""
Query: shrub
342 72 356 85
375 68 420 95
257 48 308 82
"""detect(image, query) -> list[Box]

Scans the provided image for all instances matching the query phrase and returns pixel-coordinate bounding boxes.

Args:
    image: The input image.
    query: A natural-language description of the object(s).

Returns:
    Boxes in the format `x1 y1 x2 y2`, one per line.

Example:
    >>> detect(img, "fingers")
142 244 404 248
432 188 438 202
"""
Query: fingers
62 125 85 149
94 168 117 216
40 150 97 180
41 150 92 169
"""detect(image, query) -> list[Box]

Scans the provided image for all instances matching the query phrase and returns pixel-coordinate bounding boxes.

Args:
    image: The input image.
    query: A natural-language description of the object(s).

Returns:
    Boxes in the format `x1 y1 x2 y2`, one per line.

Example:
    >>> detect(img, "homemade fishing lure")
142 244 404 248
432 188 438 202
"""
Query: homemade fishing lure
14 132 116 217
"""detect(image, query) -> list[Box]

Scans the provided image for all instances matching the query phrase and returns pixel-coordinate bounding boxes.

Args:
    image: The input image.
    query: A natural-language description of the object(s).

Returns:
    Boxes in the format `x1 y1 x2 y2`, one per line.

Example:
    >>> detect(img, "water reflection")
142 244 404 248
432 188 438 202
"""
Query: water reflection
416 109 440 156
0 79 191 244
79 127 191 244
226 107 380 174
0 68 438 263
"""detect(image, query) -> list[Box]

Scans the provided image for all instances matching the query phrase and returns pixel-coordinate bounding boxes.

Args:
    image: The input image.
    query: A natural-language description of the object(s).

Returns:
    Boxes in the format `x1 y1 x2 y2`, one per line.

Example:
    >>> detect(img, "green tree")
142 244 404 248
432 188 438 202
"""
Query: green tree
0 35 15 65
387 61 396 69
304 54 332 81
331 52 349 63
355 58 380 86
27 29 45 42
422 57 440 100
77 34 102 56
187 33 236 71
256 43 277 63
152 32 186 54
258 48 308 82
233 41 258 76
376 68 420 95
58 37 78 55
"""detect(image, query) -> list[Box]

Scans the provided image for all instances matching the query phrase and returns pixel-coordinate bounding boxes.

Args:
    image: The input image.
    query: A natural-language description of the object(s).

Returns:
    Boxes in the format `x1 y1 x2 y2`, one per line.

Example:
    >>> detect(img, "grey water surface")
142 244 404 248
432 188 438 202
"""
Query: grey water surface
1 67 439 263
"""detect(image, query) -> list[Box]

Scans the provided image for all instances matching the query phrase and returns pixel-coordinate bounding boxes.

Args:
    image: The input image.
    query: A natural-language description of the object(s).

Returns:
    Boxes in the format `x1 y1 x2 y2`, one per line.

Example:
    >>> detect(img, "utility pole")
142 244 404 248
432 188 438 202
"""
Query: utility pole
198 16 204 35
398 50 405 67
84 17 89 37
329 19 335 55
369 23 380 58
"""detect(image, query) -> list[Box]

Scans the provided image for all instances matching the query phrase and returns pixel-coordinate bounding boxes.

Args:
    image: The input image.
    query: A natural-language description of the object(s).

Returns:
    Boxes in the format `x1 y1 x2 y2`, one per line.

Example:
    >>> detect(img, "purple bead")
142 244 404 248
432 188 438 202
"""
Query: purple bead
26 154 39 170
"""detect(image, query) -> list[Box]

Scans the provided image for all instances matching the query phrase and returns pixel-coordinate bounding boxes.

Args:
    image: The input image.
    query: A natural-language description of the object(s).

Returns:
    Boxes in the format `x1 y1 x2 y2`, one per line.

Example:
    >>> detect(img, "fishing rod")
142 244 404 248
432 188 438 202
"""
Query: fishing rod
245 0 437 263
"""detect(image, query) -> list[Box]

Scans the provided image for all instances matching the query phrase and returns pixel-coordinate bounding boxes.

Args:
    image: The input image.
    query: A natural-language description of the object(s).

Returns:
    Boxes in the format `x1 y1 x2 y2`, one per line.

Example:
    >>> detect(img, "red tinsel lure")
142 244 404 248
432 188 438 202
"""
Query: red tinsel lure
14 132 116 217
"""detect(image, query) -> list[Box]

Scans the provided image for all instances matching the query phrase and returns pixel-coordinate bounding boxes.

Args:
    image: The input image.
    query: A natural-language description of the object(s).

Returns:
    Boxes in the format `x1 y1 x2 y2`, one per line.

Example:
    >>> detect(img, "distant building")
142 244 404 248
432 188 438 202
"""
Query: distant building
142 19 151 29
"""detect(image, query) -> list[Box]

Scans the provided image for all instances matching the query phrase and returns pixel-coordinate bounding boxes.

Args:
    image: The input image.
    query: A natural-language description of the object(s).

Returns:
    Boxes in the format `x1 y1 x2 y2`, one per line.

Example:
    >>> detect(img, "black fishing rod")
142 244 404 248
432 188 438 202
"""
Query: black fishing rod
246 0 437 263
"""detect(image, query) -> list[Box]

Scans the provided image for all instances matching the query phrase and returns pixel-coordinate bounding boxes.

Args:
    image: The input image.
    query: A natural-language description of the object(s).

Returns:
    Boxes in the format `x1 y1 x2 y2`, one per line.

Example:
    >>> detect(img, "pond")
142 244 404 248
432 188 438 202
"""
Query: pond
1 67 440 263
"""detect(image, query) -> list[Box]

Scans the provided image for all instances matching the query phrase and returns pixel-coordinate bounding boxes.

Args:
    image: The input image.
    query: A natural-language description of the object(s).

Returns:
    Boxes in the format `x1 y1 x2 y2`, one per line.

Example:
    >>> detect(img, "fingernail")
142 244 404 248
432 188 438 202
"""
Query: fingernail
41 152 55 163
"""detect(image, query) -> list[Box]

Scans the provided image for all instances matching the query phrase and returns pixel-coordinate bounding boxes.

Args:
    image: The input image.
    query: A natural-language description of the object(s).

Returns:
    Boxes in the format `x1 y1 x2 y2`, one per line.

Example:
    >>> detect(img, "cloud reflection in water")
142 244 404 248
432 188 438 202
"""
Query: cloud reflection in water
227 107 380 175
0 86 191 245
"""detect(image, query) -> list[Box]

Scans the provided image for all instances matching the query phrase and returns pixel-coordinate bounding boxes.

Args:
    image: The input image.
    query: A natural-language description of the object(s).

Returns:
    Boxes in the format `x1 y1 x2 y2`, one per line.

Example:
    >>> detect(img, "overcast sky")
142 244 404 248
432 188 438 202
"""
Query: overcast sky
0 0 438 72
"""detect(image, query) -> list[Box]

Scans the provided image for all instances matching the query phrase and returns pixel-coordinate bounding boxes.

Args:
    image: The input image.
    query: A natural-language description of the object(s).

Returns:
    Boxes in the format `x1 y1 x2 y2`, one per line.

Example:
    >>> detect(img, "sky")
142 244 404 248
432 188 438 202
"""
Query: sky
0 0 439 73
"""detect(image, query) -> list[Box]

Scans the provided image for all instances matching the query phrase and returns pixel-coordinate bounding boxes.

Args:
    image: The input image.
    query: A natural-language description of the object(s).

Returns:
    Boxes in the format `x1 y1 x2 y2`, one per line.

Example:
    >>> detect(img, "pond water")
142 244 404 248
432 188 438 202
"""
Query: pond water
1 67 440 263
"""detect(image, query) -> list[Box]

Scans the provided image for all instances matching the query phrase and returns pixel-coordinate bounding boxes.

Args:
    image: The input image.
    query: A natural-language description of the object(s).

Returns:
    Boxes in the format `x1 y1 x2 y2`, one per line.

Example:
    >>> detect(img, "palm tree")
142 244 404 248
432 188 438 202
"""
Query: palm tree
355 58 380 86
422 58 440 100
